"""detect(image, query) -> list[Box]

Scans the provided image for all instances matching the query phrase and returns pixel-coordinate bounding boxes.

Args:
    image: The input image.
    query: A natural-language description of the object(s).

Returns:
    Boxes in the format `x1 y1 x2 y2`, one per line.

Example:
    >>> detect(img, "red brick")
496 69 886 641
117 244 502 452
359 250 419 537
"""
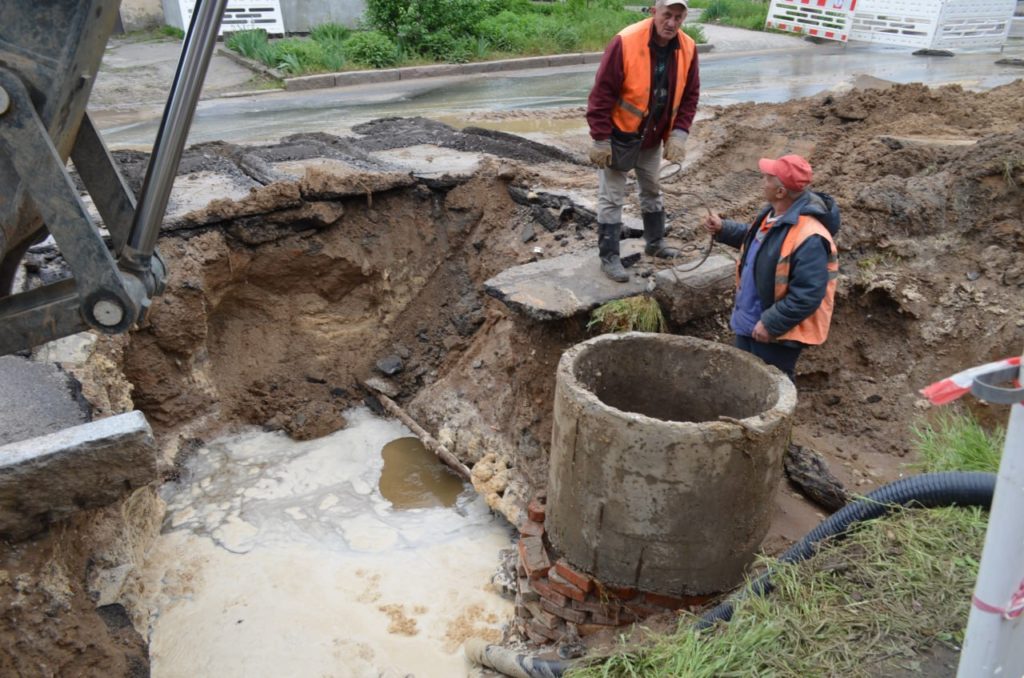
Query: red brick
554 559 594 593
518 577 540 603
528 618 565 641
527 499 546 523
571 597 617 615
644 591 713 610
547 570 587 603
524 600 560 629
519 519 545 538
531 578 569 607
517 536 551 580
540 598 588 624
516 604 532 620
525 625 550 645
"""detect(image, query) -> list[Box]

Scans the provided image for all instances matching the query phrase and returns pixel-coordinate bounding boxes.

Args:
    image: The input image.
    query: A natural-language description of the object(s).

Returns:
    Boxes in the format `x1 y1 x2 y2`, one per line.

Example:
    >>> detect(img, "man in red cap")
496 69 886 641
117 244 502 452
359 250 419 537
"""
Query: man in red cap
702 154 839 380
587 0 701 282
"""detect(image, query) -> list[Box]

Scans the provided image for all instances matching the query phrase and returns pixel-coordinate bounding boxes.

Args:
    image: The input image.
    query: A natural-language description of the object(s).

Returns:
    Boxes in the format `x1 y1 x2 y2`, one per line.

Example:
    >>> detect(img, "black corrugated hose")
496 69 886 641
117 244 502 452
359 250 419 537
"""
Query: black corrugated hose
467 471 996 677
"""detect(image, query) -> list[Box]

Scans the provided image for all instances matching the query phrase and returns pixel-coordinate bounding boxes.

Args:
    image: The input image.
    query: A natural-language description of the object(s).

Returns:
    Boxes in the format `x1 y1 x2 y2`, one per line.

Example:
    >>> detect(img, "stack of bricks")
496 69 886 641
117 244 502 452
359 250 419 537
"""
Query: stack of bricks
514 495 711 645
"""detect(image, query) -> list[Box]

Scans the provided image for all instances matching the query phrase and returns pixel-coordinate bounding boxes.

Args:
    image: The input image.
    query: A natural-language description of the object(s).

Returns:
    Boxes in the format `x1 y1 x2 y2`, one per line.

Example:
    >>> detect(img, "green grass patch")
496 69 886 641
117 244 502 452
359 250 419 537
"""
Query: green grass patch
913 408 1004 473
568 506 986 678
588 296 667 334
690 0 770 31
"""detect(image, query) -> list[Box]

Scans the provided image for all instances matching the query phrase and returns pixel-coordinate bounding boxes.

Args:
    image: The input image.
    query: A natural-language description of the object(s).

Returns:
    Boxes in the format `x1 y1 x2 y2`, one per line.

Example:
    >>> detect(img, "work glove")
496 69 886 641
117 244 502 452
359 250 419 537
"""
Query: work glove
663 130 688 163
589 139 612 168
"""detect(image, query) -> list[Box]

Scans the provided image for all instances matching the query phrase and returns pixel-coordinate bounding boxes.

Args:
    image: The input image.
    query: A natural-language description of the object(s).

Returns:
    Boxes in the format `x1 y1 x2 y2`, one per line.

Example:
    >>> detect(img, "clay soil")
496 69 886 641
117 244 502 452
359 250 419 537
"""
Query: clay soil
3 78 1024 674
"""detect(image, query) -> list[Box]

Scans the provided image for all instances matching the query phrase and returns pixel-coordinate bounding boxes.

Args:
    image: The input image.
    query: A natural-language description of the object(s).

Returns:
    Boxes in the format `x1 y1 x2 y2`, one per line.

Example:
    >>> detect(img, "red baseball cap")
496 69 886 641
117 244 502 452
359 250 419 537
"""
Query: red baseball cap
758 155 813 191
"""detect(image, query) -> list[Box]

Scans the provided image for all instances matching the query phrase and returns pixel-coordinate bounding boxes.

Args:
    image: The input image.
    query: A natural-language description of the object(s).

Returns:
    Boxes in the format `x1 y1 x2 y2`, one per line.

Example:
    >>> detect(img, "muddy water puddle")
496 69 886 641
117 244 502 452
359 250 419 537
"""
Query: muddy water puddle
135 408 513 677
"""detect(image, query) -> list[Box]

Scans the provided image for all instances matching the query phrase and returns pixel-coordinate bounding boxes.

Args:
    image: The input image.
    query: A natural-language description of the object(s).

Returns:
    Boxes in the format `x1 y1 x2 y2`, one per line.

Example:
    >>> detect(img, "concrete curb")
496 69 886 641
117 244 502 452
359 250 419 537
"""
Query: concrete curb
282 43 714 92
217 47 286 81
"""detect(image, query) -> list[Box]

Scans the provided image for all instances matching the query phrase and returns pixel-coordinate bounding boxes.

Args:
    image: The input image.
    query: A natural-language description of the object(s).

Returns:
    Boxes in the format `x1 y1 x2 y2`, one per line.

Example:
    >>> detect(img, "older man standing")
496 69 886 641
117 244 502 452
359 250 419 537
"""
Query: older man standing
703 154 839 380
587 0 701 282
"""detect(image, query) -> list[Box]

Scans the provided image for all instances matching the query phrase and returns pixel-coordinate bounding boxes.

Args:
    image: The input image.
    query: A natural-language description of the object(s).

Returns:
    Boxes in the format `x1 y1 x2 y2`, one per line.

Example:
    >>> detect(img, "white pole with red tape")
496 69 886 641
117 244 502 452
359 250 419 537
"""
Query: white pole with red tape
922 352 1024 676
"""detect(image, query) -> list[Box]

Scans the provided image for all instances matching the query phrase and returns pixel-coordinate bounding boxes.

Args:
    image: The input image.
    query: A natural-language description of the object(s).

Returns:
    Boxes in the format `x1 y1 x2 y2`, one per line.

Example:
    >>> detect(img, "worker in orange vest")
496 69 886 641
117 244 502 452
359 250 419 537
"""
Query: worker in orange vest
587 0 700 282
702 155 839 380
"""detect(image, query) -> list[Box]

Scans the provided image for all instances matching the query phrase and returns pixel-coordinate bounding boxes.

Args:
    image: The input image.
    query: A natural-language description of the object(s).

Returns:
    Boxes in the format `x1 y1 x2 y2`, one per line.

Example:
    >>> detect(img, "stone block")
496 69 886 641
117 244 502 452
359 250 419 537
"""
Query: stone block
0 411 157 541
334 69 400 87
284 74 337 91
651 253 735 325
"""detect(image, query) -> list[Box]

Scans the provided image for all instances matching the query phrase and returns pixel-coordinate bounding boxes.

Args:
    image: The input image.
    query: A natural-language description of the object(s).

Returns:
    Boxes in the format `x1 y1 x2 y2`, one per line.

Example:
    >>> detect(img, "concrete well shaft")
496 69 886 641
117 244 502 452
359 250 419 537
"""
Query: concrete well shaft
546 333 797 595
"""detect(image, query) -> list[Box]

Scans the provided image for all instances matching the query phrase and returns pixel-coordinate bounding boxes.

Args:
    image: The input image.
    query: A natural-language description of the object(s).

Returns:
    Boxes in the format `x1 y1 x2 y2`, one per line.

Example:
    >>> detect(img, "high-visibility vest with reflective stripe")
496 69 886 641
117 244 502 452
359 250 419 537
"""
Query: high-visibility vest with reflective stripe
611 18 696 139
774 216 838 345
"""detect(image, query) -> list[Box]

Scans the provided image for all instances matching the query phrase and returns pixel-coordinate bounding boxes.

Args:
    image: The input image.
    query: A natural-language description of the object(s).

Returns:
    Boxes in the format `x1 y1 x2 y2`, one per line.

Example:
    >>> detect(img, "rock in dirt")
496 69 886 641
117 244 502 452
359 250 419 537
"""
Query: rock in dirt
784 443 850 513
651 253 736 326
376 355 404 376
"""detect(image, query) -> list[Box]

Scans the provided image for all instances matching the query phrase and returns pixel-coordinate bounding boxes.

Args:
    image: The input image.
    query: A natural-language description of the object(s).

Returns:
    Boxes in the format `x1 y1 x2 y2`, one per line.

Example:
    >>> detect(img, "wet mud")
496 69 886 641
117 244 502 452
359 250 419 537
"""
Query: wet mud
3 78 1024 674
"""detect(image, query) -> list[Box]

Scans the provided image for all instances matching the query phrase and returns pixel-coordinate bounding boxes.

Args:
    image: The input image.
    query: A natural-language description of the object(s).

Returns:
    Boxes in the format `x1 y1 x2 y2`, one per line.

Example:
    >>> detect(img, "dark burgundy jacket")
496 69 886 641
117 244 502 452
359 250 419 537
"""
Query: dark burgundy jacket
586 24 701 149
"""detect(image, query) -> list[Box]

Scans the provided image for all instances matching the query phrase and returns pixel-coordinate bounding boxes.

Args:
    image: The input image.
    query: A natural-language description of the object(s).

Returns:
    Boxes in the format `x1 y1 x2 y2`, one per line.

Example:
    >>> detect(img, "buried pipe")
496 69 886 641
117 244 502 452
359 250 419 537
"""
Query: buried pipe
466 471 997 678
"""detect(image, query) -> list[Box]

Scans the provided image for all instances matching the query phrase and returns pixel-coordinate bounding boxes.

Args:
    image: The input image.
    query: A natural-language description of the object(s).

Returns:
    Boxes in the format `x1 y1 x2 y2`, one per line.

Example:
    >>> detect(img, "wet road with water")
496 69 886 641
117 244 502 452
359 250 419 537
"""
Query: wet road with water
99 43 1024 149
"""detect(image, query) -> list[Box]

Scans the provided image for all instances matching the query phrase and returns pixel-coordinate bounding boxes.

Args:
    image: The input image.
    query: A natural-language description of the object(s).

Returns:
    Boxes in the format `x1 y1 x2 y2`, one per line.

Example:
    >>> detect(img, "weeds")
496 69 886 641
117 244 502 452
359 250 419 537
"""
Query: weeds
588 296 666 334
226 5 707 76
913 408 1004 473
690 0 769 31
159 25 185 40
1003 155 1024 188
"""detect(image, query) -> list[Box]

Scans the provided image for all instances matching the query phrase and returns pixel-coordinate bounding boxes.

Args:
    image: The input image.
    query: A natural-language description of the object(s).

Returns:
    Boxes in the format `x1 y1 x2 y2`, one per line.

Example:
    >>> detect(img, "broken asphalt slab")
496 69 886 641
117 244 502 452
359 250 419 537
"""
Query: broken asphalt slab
484 242 737 322
0 410 157 541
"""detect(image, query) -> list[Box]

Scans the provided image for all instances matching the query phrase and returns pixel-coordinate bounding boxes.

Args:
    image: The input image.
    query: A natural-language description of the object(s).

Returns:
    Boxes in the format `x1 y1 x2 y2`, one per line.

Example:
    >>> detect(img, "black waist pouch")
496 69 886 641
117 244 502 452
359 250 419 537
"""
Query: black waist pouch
610 129 643 172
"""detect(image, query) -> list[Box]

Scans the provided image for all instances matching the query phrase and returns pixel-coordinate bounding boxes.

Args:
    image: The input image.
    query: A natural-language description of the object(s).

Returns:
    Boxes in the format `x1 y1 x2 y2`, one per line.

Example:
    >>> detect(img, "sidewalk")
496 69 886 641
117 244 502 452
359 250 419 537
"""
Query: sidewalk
93 23 818 109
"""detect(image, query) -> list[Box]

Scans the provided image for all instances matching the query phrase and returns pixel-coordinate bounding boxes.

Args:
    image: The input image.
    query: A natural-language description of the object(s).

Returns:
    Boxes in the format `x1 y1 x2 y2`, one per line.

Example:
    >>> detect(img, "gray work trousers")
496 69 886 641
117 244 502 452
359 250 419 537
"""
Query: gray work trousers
597 143 664 224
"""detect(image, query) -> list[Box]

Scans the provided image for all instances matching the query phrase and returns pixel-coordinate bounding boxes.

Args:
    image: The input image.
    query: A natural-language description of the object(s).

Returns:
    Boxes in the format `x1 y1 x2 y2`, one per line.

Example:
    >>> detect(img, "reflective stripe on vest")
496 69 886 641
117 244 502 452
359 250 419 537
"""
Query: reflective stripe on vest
611 18 696 139
774 216 839 345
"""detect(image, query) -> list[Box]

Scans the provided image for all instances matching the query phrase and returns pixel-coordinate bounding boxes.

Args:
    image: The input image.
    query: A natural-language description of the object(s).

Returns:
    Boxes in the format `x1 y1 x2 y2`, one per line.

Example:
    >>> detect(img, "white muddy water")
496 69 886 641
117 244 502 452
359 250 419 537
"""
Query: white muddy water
134 408 514 677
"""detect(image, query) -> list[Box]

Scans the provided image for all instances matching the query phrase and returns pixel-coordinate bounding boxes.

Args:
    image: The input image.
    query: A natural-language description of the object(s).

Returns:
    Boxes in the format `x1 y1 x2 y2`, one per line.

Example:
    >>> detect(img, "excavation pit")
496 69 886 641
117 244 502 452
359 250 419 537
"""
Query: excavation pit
546 333 798 595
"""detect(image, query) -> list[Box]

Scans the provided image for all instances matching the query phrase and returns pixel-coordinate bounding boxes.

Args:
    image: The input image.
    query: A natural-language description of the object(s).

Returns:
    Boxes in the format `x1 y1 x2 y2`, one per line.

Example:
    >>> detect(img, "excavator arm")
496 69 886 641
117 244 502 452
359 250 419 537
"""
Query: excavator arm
0 0 227 355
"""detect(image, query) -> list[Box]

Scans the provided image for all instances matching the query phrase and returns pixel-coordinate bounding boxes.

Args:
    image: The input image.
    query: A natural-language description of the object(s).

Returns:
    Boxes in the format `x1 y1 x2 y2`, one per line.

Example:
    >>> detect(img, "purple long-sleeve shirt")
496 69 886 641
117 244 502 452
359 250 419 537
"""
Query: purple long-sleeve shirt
586 25 700 149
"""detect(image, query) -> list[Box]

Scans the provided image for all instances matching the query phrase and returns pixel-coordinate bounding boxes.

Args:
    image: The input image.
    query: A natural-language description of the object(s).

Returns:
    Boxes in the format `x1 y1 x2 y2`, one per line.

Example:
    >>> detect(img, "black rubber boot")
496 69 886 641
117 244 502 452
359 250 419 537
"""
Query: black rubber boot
643 211 680 258
598 222 629 283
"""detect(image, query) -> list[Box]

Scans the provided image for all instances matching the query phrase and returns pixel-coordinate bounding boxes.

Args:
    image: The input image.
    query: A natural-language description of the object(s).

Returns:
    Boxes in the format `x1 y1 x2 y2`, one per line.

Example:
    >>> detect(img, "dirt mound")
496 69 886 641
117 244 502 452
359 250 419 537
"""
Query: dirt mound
669 80 1024 464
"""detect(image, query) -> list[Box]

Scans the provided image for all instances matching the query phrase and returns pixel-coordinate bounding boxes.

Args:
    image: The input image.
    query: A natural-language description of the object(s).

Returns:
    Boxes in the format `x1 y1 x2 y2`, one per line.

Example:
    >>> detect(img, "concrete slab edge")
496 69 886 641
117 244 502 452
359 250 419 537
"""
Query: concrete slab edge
284 43 715 92
217 47 286 81
0 410 153 466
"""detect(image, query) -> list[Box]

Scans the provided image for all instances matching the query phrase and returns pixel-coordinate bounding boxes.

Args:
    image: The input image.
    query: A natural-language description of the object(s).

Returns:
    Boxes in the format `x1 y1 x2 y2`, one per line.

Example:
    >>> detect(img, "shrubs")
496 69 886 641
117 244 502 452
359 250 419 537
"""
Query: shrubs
342 31 400 69
225 2 708 75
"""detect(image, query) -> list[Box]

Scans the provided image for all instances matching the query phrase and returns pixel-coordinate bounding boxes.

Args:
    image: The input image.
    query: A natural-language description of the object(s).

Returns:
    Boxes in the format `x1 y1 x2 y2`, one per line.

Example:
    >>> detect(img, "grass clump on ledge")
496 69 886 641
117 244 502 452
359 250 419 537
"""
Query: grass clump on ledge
588 296 666 334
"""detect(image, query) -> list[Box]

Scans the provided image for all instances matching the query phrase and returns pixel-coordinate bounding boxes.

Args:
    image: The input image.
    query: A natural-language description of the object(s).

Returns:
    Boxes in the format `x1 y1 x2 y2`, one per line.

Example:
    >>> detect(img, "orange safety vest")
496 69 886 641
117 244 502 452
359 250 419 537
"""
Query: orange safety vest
611 18 696 139
735 215 839 345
